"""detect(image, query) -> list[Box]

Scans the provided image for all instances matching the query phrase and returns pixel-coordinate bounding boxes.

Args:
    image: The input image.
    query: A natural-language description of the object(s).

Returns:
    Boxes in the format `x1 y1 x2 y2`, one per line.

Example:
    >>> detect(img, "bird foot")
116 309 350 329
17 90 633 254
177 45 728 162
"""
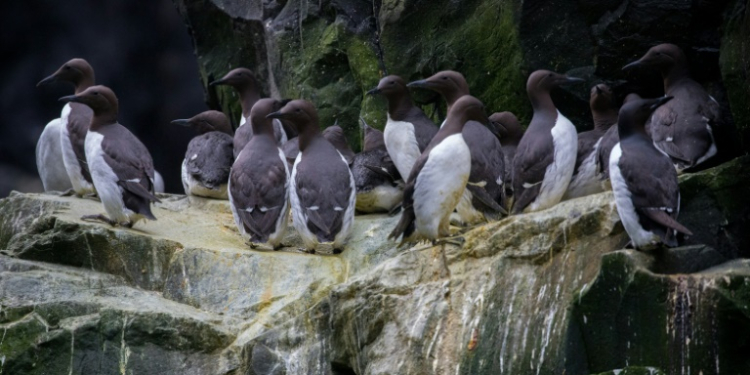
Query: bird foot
59 189 76 197
81 214 116 227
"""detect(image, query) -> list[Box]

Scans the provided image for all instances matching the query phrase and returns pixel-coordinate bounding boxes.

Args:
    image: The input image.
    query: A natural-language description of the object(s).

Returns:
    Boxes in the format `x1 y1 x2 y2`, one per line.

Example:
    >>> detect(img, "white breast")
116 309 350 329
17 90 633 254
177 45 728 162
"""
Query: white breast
562 138 604 201
526 111 578 212
36 118 73 192
85 131 140 225
384 115 421 180
608 143 659 248
289 152 317 249
413 134 471 240
60 104 95 195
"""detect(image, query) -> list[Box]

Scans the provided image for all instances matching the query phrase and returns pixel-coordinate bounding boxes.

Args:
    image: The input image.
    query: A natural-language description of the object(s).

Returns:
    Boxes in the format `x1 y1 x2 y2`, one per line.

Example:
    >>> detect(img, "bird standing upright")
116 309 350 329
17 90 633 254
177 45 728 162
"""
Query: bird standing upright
389 95 486 244
229 99 290 249
37 58 97 196
267 100 355 253
367 75 439 181
408 70 507 223
59 86 160 227
623 43 720 172
511 70 582 214
609 96 693 249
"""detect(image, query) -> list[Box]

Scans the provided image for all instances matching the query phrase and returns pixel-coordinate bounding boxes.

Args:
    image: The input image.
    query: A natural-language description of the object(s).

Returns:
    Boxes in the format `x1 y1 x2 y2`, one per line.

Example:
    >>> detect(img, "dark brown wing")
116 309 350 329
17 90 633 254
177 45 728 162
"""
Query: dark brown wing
295 137 353 242
233 124 254 159
68 103 93 183
100 124 159 218
511 129 553 214
230 139 288 243
185 132 233 189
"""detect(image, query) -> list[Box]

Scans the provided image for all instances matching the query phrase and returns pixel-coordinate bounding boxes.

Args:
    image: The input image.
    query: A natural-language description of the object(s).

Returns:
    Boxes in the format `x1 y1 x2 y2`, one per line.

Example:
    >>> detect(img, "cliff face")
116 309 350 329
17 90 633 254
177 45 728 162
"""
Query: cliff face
1 156 749 374
173 0 747 163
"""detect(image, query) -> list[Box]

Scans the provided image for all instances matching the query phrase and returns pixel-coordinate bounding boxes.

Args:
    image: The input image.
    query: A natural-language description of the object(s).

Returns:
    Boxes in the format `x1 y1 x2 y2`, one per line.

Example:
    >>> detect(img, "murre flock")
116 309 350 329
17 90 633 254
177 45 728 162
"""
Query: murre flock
229 99 290 249
623 44 720 172
33 39 723 256
511 70 582 214
408 70 507 223
60 86 160 227
172 110 234 199
563 83 618 200
609 96 693 249
210 68 288 158
38 58 96 196
268 100 356 253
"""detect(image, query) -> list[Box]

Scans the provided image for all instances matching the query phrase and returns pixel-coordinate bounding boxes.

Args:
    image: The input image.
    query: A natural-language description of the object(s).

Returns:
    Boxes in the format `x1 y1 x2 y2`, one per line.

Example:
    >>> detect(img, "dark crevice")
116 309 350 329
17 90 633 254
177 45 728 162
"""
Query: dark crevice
370 0 387 75
331 361 357 375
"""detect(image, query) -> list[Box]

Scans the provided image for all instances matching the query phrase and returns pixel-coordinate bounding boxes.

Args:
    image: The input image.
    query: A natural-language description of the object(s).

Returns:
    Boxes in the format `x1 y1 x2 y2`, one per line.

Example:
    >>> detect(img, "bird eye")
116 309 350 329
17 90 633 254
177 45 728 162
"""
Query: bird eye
442 76 448 80
64 66 71 70
547 73 553 77
93 91 99 96
389 81 394 85
295 109 301 113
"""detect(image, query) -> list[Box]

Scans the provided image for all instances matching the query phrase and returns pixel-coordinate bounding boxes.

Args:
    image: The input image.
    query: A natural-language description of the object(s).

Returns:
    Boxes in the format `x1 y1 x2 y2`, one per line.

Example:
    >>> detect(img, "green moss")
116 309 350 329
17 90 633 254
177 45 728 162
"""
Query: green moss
379 0 530 125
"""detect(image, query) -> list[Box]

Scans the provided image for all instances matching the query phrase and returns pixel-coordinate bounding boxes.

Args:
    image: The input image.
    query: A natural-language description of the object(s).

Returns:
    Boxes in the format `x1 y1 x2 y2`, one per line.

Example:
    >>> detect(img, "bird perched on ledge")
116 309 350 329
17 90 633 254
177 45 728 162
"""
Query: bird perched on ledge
37 58 97 196
172 110 234 199
389 95 487 245
229 99 290 249
609 96 693 249
267 100 355 253
511 70 582 214
408 70 508 224
59 85 160 228
623 43 720 172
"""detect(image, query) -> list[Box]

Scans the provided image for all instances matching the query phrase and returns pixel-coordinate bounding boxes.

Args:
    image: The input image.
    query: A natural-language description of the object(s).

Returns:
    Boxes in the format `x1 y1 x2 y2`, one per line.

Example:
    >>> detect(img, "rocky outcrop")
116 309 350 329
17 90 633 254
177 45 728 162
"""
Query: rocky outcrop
2 157 749 374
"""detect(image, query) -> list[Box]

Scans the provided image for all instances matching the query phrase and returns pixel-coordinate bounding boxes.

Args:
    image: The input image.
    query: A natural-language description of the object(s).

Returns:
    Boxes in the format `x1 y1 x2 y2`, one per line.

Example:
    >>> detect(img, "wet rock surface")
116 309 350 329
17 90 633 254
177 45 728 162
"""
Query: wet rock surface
1 157 749 374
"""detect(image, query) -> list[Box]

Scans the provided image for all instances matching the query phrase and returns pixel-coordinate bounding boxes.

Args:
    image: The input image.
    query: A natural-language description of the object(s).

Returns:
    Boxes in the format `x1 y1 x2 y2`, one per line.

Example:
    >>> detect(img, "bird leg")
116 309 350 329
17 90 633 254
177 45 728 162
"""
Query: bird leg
81 214 116 227
431 240 453 278
388 204 402 217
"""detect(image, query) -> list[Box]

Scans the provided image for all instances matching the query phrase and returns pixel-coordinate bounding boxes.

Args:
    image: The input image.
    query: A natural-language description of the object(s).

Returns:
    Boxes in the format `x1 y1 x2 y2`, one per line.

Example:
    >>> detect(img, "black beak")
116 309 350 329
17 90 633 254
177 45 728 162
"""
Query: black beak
366 87 380 96
406 79 431 89
37 74 58 87
170 119 191 127
622 60 641 71
595 85 603 94
650 96 673 110
58 94 79 103
209 78 227 87
266 111 284 119
564 76 585 84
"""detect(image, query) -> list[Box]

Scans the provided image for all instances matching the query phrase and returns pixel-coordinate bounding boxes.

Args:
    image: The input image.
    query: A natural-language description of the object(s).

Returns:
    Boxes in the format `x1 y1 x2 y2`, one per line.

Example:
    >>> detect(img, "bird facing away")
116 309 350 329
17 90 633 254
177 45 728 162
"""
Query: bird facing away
623 43 720 172
172 110 234 199
228 99 290 248
37 58 96 196
511 70 583 214
562 83 619 200
59 85 160 228
389 95 486 244
489 111 524 201
609 96 693 249
367 75 439 181
210 68 288 158
267 100 356 253
352 118 403 214
408 70 507 223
